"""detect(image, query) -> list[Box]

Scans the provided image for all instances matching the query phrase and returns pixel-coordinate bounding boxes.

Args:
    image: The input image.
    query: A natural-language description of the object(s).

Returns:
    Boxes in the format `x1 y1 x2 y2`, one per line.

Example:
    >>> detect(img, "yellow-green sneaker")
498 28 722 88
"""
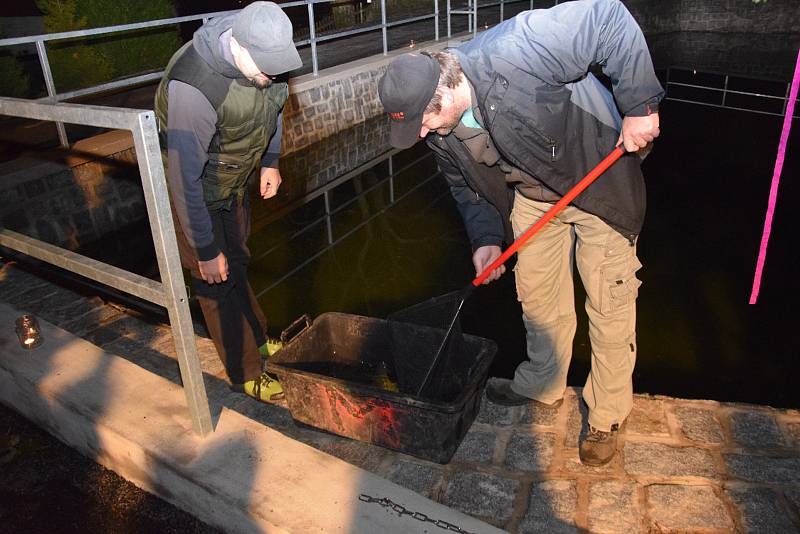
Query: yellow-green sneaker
259 338 284 358
235 372 284 402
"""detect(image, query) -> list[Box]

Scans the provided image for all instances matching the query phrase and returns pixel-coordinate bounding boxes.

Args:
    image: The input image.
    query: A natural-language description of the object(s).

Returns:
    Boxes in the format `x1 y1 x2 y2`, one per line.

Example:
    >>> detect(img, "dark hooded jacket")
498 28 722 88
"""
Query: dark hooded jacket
427 0 664 248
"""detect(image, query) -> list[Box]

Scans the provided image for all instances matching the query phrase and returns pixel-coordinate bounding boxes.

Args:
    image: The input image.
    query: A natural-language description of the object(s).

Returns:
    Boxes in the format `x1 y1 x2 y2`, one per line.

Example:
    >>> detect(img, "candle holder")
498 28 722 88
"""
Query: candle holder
15 314 43 349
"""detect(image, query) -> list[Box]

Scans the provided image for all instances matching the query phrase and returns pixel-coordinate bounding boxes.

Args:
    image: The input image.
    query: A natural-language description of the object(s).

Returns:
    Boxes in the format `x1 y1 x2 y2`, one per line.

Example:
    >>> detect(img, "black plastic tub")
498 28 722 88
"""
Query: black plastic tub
265 312 497 463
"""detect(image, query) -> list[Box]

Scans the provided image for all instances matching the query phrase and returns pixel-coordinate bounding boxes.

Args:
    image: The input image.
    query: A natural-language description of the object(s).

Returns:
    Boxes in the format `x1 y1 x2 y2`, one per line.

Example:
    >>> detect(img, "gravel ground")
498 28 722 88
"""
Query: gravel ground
0 403 221 534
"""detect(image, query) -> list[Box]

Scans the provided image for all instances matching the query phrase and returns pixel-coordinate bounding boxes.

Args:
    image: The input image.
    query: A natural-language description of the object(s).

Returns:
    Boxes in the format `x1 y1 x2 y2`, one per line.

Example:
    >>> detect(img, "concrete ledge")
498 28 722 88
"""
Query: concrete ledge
0 302 502 534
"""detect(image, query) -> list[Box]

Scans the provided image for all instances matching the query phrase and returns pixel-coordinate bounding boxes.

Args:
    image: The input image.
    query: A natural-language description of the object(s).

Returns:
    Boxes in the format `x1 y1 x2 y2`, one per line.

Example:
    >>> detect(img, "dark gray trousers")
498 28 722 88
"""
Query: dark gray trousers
173 194 267 384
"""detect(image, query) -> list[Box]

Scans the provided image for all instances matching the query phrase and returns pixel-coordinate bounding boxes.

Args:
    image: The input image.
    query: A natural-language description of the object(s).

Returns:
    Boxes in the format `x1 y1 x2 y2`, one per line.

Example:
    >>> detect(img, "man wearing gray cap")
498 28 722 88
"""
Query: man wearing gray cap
155 1 302 402
379 0 661 465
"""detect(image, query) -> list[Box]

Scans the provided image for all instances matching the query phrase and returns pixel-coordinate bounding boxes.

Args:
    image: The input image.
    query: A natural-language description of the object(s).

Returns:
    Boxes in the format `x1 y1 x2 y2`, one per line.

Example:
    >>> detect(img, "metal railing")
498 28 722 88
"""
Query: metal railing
0 0 545 148
663 66 800 118
448 0 550 37
0 96 213 436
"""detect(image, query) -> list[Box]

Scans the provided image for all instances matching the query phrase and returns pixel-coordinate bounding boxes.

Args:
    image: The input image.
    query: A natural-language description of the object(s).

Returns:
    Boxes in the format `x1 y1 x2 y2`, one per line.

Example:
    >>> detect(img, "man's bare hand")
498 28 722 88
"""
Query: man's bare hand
198 252 228 284
619 113 660 152
260 167 282 199
473 245 505 284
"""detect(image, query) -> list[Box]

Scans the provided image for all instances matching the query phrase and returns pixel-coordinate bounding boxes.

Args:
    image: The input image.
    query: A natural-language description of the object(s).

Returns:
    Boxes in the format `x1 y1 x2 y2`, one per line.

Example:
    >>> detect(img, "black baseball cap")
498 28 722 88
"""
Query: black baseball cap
232 1 302 75
378 53 440 149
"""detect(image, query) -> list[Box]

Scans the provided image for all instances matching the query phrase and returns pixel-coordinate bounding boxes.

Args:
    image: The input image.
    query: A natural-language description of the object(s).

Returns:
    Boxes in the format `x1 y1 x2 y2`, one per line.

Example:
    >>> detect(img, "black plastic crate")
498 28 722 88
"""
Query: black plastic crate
266 312 497 463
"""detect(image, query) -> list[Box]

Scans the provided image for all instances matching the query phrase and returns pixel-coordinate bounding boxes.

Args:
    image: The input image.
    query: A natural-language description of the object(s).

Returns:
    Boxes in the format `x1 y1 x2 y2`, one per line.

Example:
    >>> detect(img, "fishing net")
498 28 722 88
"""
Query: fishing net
387 287 473 399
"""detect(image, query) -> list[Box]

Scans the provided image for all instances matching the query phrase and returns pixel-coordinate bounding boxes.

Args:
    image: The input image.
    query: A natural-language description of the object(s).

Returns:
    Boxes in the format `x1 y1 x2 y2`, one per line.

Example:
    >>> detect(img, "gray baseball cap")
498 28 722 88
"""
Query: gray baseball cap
232 1 302 75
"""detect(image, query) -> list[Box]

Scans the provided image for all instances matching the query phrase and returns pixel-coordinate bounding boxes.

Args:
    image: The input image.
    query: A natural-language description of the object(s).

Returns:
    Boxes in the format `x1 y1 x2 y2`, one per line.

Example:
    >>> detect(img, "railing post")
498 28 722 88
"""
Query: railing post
500 0 504 23
323 190 334 244
782 80 791 116
307 0 319 75
447 0 452 38
35 40 68 148
388 154 395 204
131 110 213 436
722 74 729 108
434 0 440 41
468 0 474 35
381 0 388 55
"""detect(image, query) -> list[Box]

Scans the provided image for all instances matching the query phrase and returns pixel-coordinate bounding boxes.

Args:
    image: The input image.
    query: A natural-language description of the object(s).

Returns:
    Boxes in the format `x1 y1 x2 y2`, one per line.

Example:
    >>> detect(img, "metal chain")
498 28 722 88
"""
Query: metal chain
359 494 476 534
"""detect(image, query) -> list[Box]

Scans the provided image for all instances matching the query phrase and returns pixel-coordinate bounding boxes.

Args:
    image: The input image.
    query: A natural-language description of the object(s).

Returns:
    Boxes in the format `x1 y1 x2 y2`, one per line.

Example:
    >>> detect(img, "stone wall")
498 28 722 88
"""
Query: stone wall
623 0 800 81
0 130 145 251
623 0 800 35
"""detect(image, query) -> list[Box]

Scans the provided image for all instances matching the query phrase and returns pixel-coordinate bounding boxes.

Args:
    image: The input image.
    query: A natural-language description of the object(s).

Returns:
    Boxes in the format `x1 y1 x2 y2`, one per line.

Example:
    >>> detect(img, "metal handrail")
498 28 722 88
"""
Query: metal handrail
1 1 446 147
1 0 559 147
664 67 800 118
0 96 213 437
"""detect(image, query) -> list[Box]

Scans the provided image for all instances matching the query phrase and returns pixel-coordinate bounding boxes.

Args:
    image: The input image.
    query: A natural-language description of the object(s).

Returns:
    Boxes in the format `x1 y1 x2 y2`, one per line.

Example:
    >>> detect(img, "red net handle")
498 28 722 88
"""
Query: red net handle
473 145 626 287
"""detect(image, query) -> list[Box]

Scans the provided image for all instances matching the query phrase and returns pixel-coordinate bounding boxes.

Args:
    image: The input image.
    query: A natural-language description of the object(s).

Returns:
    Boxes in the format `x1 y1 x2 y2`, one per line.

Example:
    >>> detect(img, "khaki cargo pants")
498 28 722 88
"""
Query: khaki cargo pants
510 192 641 432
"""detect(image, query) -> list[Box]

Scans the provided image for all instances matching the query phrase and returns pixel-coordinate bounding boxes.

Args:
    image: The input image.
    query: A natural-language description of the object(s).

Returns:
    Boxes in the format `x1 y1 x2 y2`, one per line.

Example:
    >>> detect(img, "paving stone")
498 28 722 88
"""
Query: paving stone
565 397 589 448
25 289 99 326
103 336 182 384
674 406 724 444
504 431 555 472
4 282 60 311
517 480 578 534
731 411 787 448
84 314 170 347
191 337 228 377
588 481 640 534
726 486 799 534
0 270 54 301
61 303 123 336
647 484 733 530
452 430 496 463
384 459 442 498
228 394 295 430
785 488 800 515
442 471 519 523
786 422 800 447
624 442 717 478
519 401 560 426
626 396 670 436
476 395 514 426
725 454 800 484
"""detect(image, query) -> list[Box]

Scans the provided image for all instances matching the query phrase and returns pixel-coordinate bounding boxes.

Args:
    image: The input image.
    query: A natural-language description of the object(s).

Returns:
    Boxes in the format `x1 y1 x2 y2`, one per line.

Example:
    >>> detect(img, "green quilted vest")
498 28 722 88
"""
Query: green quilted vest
155 42 288 210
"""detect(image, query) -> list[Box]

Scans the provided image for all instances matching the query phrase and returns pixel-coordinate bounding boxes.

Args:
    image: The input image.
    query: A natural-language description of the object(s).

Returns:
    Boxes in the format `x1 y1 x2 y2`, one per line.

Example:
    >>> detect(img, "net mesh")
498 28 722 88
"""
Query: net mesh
387 288 471 398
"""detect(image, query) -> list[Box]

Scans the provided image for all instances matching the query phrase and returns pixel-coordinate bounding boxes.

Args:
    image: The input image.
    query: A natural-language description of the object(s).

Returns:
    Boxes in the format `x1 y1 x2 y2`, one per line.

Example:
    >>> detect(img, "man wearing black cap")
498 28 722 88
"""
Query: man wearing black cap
379 0 662 465
154 1 302 402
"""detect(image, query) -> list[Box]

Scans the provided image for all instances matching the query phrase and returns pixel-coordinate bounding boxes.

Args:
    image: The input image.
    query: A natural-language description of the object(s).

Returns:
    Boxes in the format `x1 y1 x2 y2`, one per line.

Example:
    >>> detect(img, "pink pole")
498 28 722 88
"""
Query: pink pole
749 49 800 304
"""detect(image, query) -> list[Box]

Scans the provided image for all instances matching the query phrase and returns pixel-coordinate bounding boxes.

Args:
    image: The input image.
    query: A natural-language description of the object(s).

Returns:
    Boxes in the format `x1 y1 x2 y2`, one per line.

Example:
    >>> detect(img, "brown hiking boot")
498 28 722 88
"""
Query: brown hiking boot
579 422 622 466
